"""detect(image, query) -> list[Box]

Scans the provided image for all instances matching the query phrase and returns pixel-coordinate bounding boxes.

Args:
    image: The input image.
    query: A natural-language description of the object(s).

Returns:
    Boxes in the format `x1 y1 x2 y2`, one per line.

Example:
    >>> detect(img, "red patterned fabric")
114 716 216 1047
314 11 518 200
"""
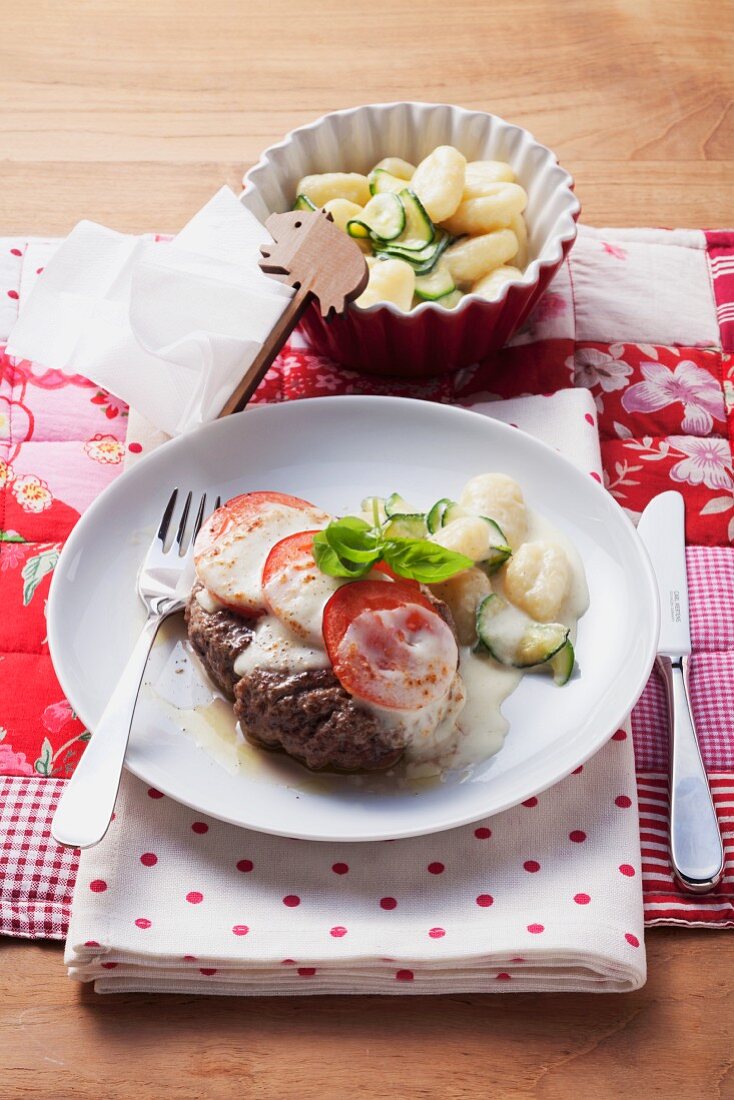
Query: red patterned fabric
0 225 733 939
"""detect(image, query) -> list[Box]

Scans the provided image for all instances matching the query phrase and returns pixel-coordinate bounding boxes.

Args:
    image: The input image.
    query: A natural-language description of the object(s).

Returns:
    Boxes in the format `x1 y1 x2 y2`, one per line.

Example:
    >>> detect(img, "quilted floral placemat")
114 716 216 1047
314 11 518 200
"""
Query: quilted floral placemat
0 223 732 938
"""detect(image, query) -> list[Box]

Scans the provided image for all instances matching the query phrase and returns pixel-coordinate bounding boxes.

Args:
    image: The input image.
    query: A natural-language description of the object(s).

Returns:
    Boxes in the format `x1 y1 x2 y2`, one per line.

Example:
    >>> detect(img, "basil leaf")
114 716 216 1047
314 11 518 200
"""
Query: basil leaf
382 539 473 583
312 532 371 578
323 516 382 565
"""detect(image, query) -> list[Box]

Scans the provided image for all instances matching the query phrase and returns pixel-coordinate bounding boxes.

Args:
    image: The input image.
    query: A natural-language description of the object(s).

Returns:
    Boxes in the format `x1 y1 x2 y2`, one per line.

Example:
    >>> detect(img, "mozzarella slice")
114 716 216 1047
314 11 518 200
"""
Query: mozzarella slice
338 604 458 710
194 499 329 614
263 552 345 646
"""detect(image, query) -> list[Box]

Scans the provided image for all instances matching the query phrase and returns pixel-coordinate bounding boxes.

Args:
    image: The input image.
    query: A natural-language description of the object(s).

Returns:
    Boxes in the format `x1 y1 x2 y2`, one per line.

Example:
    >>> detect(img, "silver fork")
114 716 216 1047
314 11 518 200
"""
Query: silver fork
52 489 216 850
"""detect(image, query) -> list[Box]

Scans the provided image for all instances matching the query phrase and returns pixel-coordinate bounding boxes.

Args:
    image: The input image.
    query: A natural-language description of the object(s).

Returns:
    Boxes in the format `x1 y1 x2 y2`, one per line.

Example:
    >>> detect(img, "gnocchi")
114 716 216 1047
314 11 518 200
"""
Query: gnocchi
503 541 571 622
322 197 365 233
510 212 529 270
373 157 415 180
355 257 415 311
431 516 495 562
459 473 528 549
441 184 527 236
430 568 492 645
291 147 531 311
445 230 519 289
471 265 524 302
409 145 467 222
463 159 516 196
297 172 371 208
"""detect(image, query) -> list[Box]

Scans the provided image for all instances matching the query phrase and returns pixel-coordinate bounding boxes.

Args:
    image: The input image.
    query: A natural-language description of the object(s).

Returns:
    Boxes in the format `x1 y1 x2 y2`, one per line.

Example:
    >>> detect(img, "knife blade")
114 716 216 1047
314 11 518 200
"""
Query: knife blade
637 492 691 658
637 491 723 893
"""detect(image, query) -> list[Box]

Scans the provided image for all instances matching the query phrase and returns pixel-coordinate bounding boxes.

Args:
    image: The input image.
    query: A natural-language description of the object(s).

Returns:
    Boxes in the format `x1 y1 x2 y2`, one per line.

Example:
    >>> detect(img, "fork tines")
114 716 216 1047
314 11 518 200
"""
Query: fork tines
158 489 213 556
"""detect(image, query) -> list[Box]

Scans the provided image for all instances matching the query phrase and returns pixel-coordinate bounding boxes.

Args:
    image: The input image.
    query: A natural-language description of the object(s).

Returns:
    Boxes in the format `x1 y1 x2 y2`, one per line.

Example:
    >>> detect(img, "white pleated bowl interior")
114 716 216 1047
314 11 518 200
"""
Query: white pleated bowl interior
242 101 580 318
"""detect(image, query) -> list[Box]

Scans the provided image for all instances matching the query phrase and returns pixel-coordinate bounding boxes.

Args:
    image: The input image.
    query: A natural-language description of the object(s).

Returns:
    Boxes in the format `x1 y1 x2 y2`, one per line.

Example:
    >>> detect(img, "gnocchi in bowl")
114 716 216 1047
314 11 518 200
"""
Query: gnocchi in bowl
242 102 580 377
294 148 530 311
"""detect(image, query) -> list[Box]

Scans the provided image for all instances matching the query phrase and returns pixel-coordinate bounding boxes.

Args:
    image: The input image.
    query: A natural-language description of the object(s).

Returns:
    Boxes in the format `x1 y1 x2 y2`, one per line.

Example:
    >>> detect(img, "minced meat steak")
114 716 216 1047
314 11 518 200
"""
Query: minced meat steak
185 584 403 771
185 580 457 773
185 583 256 697
234 667 403 772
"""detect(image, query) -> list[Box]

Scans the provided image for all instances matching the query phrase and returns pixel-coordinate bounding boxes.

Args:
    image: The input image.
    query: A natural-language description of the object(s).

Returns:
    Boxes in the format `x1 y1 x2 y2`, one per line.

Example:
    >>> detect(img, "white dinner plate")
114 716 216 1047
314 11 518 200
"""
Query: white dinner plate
48 396 658 842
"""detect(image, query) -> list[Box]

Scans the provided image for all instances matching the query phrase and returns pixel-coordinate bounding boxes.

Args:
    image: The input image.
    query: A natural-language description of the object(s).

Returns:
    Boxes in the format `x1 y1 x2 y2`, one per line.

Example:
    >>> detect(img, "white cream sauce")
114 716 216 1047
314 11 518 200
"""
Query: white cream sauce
195 587 225 614
365 673 467 766
233 614 331 677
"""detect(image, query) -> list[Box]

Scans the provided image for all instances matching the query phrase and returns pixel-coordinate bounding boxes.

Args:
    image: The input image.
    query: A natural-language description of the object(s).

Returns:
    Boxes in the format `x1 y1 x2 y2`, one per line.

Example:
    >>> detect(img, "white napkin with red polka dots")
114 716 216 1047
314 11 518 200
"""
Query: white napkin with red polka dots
65 390 647 994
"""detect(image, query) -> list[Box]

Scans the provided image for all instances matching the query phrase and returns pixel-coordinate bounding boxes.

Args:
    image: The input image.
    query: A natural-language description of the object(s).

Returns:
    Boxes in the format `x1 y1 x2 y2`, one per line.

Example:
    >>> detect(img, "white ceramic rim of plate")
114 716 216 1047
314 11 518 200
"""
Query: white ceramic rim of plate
48 397 659 841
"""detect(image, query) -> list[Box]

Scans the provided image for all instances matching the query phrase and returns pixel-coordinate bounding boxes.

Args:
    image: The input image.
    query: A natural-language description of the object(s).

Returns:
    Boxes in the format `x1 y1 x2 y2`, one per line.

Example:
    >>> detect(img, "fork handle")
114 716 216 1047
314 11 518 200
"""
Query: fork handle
52 614 162 849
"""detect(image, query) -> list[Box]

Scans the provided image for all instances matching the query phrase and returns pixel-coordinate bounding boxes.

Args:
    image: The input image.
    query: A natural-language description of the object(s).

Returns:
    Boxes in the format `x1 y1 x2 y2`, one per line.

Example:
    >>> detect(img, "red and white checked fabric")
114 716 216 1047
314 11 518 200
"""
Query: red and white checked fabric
1 224 734 942
636 774 734 927
686 547 734 652
0 777 78 938
631 548 734 772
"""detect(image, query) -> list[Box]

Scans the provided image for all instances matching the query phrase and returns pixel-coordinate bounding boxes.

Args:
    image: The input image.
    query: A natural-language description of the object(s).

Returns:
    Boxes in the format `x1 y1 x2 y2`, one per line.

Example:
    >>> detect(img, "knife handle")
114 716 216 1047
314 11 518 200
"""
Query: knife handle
659 654 724 893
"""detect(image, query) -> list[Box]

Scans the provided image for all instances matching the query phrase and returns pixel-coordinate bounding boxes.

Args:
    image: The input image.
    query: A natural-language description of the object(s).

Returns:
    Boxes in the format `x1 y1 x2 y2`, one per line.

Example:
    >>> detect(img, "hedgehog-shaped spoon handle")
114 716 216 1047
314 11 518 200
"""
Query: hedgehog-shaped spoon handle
218 209 369 417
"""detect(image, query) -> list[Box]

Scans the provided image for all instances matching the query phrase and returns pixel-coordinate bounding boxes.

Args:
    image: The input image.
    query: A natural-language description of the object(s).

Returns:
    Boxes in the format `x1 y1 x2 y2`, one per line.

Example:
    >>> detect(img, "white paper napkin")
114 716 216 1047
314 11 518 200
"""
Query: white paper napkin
6 188 292 435
66 389 646 995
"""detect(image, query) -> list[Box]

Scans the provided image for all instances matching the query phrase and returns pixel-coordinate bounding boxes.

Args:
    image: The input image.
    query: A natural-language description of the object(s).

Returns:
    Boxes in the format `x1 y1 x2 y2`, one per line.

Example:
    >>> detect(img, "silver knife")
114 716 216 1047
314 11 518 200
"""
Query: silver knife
637 491 723 893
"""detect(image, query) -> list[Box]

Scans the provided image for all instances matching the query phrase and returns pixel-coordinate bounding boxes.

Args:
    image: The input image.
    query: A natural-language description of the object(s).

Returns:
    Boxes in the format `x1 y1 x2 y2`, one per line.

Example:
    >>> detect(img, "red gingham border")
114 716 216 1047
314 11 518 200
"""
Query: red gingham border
0 777 78 938
637 773 734 926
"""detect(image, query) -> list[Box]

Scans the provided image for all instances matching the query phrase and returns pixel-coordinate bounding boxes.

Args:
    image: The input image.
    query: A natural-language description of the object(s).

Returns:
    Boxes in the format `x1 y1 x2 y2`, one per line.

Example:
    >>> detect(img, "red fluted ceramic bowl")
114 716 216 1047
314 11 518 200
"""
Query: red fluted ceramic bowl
242 103 580 379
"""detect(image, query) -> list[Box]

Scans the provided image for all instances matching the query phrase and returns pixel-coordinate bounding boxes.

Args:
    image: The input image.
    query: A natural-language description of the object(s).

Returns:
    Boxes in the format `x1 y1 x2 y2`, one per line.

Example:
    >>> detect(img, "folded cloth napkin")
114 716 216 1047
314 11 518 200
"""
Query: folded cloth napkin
6 188 292 435
65 388 646 995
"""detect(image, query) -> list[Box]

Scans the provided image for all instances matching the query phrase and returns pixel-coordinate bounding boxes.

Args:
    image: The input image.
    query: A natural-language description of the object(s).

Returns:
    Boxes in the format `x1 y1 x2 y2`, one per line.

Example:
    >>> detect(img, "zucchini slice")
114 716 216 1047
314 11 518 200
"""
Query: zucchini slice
347 219 371 240
368 169 408 195
475 594 569 668
407 232 451 275
441 501 468 526
373 231 451 276
550 639 575 685
437 289 464 309
396 189 435 250
347 193 405 243
383 514 428 540
384 492 415 517
426 498 453 534
415 260 456 302
481 518 512 572
294 194 318 212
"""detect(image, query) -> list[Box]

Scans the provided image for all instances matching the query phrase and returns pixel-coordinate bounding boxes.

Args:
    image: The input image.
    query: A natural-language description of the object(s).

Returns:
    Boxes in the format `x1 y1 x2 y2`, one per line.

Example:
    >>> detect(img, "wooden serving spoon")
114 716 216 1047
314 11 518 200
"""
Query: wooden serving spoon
218 208 369 417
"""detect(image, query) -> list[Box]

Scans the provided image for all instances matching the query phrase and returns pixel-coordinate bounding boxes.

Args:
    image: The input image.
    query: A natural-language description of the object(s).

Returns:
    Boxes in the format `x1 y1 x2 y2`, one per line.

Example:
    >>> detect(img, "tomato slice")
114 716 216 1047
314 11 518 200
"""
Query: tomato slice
194 491 329 614
261 530 317 587
195 491 322 557
322 579 458 710
372 561 420 587
262 530 344 645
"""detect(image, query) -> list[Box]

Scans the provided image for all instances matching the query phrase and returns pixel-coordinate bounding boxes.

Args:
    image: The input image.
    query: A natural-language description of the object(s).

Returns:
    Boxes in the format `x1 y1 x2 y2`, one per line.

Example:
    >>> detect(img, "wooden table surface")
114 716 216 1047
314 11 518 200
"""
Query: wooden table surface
2 1 733 1096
